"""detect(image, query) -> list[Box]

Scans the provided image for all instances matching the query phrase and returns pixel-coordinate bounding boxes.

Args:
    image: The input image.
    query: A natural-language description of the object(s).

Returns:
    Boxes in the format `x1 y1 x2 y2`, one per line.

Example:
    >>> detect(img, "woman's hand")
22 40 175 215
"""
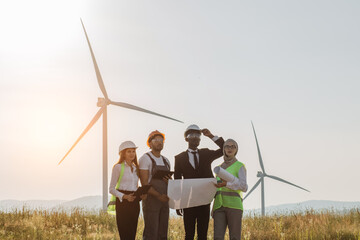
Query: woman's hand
214 180 227 188
123 194 136 202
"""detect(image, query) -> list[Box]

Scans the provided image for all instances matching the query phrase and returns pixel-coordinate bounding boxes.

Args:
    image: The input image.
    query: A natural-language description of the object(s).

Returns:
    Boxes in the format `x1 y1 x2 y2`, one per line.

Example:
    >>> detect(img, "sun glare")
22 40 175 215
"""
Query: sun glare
1 0 83 55
29 107 76 149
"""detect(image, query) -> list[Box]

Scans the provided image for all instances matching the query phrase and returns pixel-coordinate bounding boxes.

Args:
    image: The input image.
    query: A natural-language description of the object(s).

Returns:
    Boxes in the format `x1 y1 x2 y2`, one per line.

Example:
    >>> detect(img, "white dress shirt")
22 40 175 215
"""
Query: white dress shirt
109 162 139 201
187 149 199 169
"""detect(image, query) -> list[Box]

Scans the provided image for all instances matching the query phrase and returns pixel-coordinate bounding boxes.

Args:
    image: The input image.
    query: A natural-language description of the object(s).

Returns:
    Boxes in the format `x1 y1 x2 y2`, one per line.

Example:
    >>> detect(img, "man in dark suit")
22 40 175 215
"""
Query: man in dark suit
174 124 224 240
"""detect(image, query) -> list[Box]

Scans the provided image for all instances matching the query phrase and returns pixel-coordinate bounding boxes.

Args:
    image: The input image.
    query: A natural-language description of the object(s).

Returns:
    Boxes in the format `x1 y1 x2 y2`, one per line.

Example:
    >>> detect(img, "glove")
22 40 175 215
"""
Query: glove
176 209 183 216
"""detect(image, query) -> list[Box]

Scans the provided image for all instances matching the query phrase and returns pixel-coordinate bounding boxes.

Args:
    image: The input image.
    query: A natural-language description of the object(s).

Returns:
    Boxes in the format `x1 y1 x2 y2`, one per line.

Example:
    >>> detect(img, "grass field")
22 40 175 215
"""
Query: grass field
0 208 359 239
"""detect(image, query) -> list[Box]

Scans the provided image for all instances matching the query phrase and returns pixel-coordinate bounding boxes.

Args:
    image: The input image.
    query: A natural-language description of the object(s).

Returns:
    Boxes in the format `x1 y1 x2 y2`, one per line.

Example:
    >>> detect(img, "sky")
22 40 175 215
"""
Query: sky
0 0 359 211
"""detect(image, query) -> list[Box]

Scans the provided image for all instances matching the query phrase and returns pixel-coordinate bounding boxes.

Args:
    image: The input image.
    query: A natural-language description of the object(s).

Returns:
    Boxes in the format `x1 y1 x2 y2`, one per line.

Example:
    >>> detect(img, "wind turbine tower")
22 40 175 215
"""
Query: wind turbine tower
58 19 183 211
244 122 310 216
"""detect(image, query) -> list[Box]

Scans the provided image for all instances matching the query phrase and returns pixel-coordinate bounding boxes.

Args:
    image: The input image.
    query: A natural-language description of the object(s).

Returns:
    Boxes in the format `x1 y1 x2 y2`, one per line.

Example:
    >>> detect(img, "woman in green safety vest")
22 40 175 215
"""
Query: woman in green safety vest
108 140 144 240
213 139 248 240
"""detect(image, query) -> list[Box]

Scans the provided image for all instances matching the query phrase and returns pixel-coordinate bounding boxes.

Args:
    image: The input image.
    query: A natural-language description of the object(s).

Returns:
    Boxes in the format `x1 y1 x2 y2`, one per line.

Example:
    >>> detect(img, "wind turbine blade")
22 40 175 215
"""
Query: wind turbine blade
266 174 310 192
80 19 109 99
110 101 183 123
243 178 262 200
58 107 104 165
251 121 266 173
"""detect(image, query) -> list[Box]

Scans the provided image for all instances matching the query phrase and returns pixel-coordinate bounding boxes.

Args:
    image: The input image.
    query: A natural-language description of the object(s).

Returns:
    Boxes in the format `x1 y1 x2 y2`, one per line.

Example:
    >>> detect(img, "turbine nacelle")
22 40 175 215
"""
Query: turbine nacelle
97 97 110 107
257 171 265 178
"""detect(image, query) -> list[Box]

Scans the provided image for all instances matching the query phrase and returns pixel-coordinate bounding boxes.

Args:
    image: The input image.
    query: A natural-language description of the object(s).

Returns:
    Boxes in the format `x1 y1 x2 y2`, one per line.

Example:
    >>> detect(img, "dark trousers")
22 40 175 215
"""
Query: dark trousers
183 204 210 240
116 197 140 240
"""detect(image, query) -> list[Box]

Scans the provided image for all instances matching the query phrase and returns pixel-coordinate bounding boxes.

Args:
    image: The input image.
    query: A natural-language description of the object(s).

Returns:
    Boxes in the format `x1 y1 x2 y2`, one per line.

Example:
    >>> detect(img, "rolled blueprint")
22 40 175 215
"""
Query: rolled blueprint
213 166 235 182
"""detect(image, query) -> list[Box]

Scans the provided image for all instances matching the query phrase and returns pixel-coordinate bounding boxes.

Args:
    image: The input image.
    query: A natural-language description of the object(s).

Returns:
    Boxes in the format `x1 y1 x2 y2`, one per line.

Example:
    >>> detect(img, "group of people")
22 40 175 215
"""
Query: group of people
109 124 248 240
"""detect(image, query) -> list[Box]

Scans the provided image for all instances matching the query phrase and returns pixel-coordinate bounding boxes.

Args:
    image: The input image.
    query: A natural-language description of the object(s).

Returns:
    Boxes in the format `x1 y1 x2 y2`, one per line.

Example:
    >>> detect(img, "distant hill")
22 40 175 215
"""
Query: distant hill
53 196 102 212
0 197 101 213
0 199 66 212
1 197 359 216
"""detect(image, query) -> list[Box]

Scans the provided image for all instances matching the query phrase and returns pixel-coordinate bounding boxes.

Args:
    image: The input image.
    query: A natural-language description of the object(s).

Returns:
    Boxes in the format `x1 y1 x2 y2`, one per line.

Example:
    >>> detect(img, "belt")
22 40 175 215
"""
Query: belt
117 189 135 194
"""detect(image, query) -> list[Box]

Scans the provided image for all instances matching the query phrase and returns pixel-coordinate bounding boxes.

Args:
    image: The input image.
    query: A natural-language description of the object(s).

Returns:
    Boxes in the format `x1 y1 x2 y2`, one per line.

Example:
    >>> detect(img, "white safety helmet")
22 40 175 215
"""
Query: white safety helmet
184 124 201 137
118 141 138 153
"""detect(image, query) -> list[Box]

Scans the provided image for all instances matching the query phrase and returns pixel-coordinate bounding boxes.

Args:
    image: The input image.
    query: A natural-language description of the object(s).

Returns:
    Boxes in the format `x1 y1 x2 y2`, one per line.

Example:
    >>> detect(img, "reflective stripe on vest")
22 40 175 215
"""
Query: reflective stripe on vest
214 191 242 198
213 161 245 211
107 162 125 215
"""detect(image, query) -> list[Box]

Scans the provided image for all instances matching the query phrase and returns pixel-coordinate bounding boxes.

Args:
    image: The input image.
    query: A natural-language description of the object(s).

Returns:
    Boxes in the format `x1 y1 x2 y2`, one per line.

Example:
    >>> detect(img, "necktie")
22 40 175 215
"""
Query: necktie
192 152 199 170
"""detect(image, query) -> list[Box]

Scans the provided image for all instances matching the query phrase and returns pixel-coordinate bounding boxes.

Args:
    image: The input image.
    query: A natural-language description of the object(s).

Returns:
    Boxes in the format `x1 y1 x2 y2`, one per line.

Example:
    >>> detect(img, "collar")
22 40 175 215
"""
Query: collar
124 161 134 167
187 149 198 153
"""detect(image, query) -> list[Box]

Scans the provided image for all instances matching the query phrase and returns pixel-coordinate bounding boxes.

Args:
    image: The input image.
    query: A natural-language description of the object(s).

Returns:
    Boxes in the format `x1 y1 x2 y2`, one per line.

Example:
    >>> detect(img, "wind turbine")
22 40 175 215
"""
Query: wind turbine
244 122 309 216
58 19 183 211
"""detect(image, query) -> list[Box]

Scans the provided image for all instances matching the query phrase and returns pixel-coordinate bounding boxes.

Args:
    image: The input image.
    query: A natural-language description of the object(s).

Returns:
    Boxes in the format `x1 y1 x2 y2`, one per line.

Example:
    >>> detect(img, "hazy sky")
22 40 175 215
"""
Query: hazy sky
1 0 359 210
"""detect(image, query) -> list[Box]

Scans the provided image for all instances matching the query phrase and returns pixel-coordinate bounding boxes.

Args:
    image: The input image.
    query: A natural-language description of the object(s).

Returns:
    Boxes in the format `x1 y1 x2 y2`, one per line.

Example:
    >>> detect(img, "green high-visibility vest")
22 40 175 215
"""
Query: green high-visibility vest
107 163 125 215
213 161 245 211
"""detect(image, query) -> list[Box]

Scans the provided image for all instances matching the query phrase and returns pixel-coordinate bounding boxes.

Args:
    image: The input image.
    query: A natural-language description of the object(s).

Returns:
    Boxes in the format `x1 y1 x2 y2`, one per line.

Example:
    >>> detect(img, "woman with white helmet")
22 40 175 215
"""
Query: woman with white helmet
108 140 143 240
213 139 248 240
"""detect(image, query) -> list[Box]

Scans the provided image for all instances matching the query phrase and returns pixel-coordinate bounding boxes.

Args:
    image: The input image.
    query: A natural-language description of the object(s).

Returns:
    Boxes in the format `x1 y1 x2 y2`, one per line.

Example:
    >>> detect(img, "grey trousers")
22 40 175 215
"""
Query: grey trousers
213 207 243 240
142 197 169 240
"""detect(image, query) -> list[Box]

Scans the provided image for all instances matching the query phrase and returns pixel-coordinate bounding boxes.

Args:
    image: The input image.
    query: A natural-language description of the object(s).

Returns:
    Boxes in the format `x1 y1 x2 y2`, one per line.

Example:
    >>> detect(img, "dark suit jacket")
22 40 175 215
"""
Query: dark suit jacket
174 137 224 179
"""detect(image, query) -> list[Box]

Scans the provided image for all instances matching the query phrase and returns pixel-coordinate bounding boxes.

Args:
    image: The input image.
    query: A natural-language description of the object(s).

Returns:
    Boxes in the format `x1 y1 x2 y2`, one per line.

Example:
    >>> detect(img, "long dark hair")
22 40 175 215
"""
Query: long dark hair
117 148 140 177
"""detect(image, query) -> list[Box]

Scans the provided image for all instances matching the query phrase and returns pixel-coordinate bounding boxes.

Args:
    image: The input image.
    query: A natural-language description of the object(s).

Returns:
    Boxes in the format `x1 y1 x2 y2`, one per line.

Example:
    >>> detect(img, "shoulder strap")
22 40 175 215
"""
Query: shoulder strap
146 153 157 174
115 163 125 189
146 153 156 164
161 155 170 170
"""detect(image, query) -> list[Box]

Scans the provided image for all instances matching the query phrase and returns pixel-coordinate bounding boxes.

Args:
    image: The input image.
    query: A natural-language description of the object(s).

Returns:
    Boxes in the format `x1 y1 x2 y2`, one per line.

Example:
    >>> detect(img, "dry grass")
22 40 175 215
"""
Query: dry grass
0 208 359 239
242 209 360 240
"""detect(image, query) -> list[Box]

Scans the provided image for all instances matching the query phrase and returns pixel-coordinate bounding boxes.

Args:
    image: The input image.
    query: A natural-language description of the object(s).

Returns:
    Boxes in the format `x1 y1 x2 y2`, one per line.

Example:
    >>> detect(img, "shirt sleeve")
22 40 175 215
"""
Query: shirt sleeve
139 154 151 171
212 135 220 142
109 164 124 201
226 166 248 192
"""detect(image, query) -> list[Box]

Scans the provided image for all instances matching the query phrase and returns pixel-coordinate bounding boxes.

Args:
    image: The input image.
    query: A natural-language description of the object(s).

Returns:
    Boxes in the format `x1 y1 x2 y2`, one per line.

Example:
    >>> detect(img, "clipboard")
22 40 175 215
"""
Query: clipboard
134 184 152 197
152 170 174 180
